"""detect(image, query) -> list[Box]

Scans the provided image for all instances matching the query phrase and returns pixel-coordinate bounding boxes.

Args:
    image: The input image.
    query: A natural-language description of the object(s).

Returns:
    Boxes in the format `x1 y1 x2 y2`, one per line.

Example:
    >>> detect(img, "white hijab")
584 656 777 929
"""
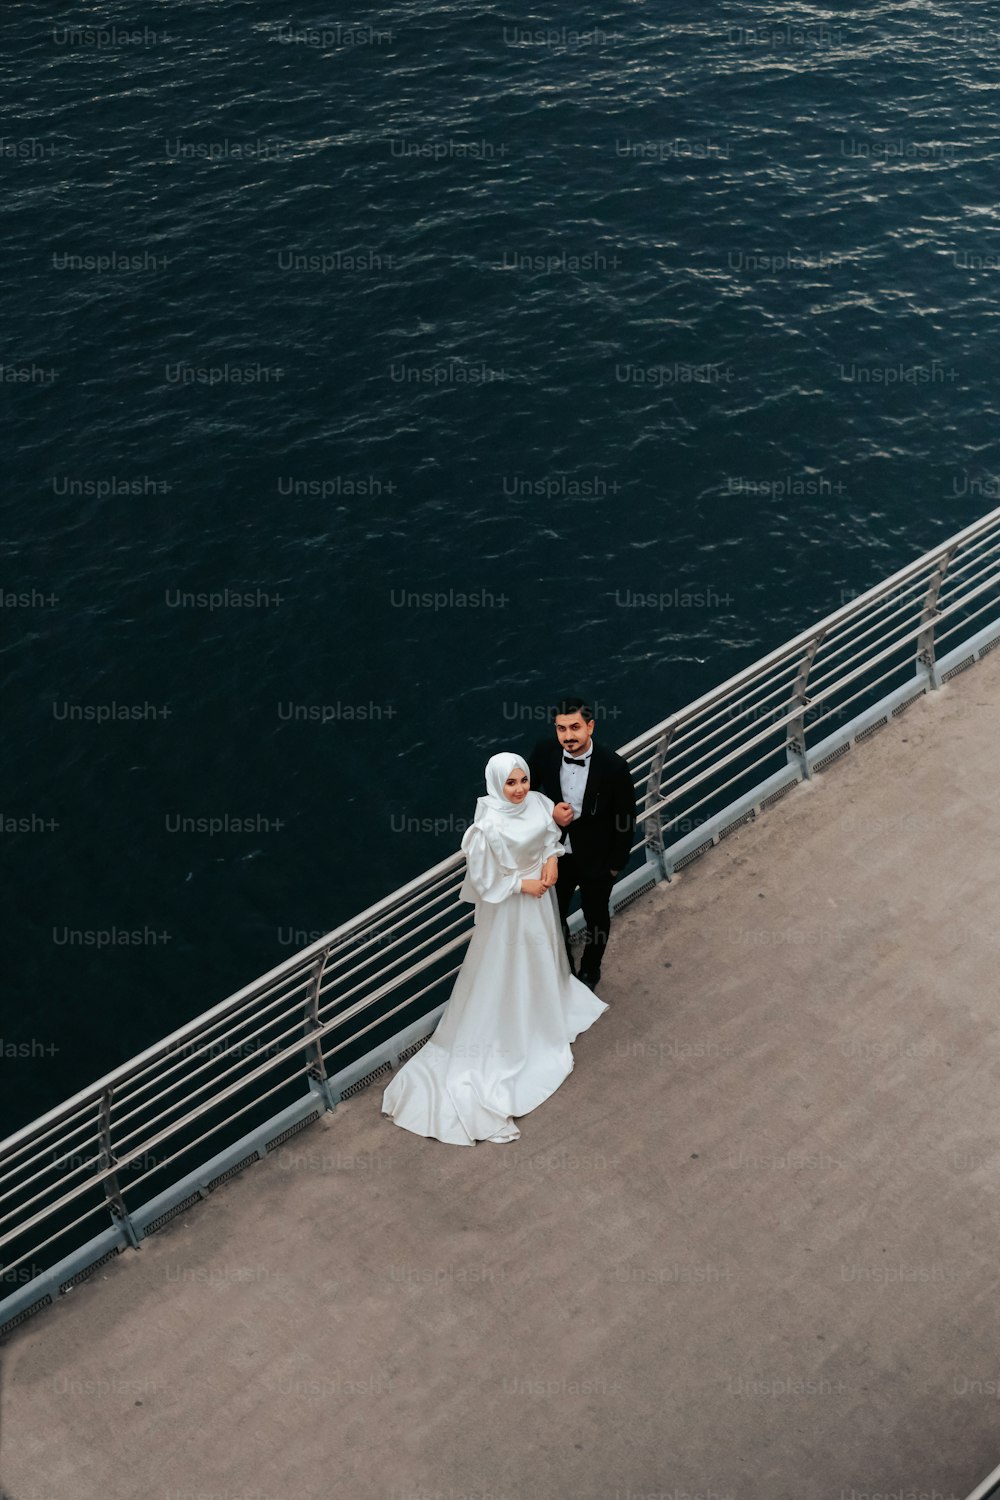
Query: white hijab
479 752 531 817
467 752 551 865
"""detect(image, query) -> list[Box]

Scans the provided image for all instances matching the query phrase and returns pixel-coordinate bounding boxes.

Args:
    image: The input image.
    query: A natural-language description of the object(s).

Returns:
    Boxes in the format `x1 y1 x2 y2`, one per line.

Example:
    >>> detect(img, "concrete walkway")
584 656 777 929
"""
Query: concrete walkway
5 651 1000 1500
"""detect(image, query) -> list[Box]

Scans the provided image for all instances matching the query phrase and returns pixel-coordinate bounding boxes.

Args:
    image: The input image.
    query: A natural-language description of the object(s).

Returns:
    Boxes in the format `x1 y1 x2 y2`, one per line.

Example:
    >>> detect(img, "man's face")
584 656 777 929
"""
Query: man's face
554 713 595 756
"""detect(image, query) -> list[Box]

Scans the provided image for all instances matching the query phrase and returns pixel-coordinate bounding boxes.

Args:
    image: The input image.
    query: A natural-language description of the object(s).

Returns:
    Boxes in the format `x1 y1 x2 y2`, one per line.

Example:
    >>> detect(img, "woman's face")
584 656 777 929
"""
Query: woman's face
502 768 529 804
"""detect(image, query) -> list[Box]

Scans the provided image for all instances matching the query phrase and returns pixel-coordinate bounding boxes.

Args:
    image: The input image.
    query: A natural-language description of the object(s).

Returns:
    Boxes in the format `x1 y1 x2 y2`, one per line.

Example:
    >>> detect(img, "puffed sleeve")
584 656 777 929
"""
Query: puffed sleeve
531 792 566 861
459 824 522 904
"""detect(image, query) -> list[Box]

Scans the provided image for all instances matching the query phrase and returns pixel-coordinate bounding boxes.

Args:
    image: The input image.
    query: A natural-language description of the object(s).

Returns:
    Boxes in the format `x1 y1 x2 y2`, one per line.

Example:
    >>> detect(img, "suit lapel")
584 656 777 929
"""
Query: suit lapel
582 743 605 815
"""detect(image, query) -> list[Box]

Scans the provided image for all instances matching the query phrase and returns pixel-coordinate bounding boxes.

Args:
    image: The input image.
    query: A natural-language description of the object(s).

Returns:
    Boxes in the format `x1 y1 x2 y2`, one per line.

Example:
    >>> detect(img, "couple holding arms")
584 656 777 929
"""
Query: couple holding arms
382 696 637 1147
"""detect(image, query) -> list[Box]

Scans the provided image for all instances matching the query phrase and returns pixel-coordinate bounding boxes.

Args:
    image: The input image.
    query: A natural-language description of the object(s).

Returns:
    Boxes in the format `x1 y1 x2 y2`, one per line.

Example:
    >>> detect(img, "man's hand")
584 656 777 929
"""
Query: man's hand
552 801 574 829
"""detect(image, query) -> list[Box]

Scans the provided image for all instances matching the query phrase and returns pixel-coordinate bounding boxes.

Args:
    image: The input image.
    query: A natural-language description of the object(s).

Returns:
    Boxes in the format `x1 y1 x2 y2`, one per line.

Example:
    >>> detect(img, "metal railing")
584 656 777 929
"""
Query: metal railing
5 502 1000 1335
964 1458 1000 1500
619 505 1000 876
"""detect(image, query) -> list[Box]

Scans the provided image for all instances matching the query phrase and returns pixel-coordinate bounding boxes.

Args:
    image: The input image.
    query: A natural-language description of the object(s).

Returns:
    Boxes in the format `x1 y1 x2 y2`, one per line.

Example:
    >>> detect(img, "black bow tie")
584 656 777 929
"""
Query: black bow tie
563 756 587 767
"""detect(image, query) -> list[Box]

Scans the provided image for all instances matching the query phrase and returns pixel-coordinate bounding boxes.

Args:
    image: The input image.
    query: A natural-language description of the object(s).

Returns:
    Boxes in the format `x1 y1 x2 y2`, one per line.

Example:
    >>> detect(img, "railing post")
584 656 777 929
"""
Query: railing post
304 950 337 1112
99 1088 141 1249
785 631 825 779
917 546 957 690
643 726 675 881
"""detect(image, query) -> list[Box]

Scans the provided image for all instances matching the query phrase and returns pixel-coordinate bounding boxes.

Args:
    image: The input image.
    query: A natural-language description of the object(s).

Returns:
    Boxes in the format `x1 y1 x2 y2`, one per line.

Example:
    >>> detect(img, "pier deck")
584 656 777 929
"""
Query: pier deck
6 649 1000 1500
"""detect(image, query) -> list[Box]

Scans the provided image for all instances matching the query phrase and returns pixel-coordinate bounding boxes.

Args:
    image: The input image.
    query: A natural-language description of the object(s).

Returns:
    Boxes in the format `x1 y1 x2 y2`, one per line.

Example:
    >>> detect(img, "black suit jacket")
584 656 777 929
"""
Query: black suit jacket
528 739 637 878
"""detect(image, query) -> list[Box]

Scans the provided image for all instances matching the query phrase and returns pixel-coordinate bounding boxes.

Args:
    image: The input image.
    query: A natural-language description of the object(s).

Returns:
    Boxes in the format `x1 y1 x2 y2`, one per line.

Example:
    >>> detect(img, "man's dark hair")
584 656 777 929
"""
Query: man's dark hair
553 695 594 722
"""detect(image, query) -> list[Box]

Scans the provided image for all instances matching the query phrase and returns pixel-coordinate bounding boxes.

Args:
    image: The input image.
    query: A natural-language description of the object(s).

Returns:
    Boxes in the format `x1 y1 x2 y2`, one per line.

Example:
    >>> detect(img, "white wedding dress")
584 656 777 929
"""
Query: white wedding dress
381 777 608 1146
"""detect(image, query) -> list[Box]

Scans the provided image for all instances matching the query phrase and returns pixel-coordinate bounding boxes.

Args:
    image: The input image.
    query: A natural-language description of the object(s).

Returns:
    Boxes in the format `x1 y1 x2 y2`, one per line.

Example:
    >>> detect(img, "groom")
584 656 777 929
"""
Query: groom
528 695 637 990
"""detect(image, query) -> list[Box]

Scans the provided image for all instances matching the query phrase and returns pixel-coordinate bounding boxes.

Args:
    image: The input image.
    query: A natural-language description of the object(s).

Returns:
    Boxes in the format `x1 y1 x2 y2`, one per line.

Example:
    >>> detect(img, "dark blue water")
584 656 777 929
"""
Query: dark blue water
3 0 999 1138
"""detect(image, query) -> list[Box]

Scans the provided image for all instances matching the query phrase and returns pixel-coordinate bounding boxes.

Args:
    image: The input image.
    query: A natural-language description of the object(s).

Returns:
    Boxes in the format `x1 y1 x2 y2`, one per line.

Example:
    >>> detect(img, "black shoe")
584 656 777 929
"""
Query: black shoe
579 970 601 991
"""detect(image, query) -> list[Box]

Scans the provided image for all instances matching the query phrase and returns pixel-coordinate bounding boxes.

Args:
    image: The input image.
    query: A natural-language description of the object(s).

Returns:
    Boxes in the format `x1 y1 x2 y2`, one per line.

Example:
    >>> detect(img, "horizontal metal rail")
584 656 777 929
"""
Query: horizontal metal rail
5 502 1000 1327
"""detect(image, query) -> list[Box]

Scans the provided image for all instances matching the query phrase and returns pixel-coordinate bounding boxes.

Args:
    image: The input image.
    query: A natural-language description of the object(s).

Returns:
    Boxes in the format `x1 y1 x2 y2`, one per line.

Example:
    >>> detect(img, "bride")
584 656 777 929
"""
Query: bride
381 752 608 1145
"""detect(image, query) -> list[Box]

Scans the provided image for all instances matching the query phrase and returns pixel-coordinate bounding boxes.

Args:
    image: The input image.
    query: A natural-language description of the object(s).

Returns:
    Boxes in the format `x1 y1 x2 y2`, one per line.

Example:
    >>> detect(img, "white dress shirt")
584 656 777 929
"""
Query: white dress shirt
558 742 593 854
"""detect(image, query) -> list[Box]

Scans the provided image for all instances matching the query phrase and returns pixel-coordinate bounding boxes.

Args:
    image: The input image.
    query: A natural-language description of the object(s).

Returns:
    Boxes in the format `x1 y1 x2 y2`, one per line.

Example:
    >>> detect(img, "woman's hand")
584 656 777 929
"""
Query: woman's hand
520 878 547 898
540 856 559 889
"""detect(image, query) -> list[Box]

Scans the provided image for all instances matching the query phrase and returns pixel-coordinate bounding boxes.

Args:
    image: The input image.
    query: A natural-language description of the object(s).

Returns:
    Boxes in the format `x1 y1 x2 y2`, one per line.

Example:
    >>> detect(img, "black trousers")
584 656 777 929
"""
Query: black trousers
555 853 614 977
